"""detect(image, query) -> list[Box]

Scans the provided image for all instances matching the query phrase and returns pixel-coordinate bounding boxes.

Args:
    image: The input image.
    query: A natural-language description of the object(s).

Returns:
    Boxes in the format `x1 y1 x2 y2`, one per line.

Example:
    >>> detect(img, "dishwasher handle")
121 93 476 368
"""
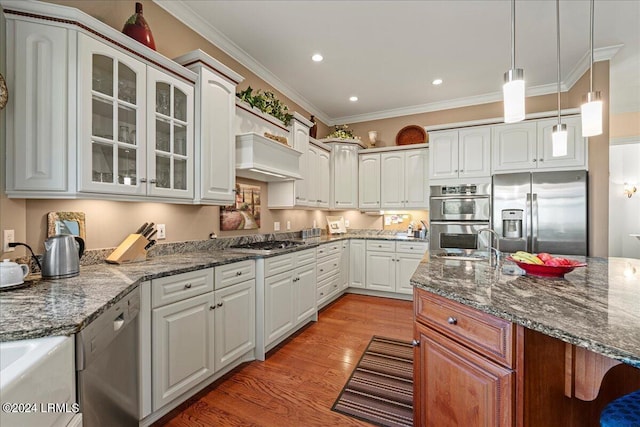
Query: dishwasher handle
76 287 140 370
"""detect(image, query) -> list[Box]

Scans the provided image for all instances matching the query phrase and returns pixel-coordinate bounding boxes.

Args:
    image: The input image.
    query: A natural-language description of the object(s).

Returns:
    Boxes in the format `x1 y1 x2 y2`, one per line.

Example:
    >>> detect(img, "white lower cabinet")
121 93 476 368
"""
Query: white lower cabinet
365 241 427 295
261 249 317 354
340 241 350 290
316 242 344 306
152 291 215 410
150 262 255 412
349 240 366 288
213 279 255 371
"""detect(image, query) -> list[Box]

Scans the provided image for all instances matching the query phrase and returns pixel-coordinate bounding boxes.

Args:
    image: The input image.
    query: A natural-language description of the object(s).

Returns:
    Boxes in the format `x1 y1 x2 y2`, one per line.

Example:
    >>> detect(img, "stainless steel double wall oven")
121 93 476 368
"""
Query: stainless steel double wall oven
429 183 491 255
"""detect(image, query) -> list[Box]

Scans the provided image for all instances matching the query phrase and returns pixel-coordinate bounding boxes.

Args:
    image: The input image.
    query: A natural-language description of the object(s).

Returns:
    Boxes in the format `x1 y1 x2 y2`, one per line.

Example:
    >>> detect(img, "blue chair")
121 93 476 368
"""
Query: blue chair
601 389 640 427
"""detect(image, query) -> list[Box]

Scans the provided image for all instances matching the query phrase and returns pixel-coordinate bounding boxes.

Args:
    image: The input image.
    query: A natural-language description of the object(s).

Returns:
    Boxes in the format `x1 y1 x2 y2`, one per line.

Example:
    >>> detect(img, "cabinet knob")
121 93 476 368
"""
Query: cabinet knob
411 339 420 347
533 159 537 162
140 178 147 183
454 169 458 172
334 284 338 288
236 271 242 276
209 305 216 310
184 283 192 289
217 302 223 307
150 178 157 184
320 292 324 296
459 170 464 172
334 264 338 267
447 316 458 325
319 269 324 272
539 158 544 162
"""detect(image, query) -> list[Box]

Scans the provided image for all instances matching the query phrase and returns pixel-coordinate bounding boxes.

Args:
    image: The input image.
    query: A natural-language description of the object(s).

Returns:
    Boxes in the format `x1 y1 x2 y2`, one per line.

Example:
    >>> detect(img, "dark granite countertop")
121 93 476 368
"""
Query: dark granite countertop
410 256 640 368
0 233 427 342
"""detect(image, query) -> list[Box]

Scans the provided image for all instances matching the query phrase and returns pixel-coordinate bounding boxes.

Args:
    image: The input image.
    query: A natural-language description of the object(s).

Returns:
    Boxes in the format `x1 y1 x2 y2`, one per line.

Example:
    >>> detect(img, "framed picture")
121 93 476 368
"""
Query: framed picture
47 211 86 240
326 216 347 234
221 183 261 230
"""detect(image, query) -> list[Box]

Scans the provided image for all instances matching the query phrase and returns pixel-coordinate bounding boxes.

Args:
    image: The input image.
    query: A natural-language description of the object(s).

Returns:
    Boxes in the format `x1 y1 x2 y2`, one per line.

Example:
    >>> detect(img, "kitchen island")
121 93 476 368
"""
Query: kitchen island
411 256 640 426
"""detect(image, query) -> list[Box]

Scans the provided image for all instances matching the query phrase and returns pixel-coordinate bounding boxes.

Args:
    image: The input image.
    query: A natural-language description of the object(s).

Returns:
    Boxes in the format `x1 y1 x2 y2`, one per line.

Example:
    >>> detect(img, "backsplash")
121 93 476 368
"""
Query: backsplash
15 229 411 273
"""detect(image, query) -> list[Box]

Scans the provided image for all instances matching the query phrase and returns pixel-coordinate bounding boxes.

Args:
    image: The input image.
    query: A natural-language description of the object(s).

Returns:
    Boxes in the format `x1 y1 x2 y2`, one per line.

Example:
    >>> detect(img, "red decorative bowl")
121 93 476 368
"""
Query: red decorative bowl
506 257 586 278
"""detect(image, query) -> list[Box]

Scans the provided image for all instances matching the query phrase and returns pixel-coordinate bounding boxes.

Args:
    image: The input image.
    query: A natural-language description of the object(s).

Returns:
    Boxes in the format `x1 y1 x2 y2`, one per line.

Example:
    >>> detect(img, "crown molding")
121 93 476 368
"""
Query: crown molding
563 44 623 91
152 0 331 125
610 136 640 146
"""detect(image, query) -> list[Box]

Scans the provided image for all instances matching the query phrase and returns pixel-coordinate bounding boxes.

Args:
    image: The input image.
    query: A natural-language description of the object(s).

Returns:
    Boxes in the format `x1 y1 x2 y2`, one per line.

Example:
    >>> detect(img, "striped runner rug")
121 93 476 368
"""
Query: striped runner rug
332 336 414 427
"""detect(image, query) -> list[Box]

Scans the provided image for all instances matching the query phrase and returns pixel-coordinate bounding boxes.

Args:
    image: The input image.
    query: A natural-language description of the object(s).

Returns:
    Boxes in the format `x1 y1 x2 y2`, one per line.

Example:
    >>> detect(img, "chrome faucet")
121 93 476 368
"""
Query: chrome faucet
478 228 501 267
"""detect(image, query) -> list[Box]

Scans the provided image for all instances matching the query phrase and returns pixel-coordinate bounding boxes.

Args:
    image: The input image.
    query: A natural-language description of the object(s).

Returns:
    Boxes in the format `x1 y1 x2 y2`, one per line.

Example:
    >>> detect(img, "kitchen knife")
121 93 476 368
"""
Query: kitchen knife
142 222 155 237
144 240 156 250
145 229 157 240
135 223 148 234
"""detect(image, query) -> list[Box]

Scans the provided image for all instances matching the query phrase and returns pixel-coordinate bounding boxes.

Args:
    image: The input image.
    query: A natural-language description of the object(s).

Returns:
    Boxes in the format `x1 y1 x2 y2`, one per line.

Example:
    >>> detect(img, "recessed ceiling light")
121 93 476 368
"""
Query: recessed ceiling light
349 96 358 102
311 53 323 62
432 78 443 85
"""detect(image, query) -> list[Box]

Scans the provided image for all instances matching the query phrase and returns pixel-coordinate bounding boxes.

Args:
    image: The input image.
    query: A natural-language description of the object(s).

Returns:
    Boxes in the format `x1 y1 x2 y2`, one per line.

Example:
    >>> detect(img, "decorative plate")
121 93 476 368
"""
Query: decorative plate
506 257 586 278
396 125 427 145
0 73 8 110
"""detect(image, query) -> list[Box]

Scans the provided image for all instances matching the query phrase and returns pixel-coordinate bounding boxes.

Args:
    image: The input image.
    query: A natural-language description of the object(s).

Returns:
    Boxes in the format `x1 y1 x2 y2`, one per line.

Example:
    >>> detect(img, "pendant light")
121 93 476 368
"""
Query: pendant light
503 0 525 123
581 0 603 137
552 0 567 157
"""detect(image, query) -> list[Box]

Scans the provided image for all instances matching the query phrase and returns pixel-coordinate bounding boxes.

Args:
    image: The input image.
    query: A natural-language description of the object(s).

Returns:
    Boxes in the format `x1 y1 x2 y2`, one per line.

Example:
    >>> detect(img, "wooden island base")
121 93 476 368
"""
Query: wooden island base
523 328 640 427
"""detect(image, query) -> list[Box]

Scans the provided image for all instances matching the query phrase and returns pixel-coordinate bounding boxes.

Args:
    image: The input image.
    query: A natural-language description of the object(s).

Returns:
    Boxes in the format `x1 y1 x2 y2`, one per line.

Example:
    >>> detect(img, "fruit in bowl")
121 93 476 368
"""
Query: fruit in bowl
507 251 586 277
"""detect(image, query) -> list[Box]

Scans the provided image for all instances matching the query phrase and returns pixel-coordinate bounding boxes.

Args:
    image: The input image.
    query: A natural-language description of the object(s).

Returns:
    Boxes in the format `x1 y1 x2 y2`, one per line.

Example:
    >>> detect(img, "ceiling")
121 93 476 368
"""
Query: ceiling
155 0 640 125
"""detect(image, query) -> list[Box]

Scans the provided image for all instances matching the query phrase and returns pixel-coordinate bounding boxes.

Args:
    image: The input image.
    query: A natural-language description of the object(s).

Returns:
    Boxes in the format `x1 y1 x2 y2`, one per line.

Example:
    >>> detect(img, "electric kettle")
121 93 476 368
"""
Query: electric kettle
42 235 85 279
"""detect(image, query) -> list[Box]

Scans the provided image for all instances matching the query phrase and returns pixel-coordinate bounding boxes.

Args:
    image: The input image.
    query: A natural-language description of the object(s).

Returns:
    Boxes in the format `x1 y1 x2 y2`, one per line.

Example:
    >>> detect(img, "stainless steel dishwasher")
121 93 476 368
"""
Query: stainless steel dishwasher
76 287 140 426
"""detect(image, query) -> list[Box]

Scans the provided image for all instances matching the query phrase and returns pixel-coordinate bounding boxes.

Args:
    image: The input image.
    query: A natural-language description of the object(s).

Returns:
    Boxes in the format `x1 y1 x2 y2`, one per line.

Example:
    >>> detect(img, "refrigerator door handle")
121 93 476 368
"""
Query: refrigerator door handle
526 192 532 251
531 193 539 253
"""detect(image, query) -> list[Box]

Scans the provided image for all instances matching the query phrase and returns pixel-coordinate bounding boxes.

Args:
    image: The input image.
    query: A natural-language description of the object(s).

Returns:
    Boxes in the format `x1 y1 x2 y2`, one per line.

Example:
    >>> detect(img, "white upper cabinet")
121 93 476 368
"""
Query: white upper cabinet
5 19 71 195
175 50 244 205
318 149 331 209
429 127 491 181
4 2 197 202
492 117 586 173
536 116 586 170
307 140 331 208
359 153 381 210
380 148 429 209
330 143 360 209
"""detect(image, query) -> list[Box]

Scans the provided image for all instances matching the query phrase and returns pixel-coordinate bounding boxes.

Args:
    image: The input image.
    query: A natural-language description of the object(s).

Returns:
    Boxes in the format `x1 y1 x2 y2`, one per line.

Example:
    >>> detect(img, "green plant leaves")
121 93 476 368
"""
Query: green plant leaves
236 87 293 126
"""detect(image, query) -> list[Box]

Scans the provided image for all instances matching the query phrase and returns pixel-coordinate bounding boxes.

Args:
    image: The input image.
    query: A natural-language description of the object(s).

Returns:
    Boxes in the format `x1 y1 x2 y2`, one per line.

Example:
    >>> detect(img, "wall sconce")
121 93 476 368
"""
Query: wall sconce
368 130 378 147
624 183 637 198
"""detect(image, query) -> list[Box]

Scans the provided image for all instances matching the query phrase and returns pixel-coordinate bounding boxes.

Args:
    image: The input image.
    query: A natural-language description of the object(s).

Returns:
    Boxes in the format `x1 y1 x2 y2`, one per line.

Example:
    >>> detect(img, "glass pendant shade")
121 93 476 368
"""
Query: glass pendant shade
503 68 525 123
581 91 603 137
552 123 568 157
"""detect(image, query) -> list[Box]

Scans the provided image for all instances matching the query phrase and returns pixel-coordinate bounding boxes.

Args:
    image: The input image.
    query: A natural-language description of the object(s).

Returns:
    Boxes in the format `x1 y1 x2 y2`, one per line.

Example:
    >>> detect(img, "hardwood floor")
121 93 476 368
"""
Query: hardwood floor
155 294 414 426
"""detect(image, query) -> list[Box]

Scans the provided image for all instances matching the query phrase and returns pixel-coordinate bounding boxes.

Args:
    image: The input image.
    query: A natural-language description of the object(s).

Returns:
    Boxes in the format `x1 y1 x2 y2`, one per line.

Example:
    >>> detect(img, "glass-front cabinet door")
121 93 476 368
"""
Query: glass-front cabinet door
78 34 146 195
146 67 194 199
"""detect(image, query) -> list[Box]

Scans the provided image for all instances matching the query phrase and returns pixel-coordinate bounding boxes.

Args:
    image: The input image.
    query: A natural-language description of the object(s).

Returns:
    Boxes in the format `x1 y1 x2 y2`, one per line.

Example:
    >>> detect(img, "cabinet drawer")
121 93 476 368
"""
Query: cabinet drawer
265 253 295 277
366 240 396 252
152 268 214 308
214 260 255 290
396 241 428 254
317 275 339 303
295 249 316 267
317 243 341 258
317 253 340 282
415 289 514 367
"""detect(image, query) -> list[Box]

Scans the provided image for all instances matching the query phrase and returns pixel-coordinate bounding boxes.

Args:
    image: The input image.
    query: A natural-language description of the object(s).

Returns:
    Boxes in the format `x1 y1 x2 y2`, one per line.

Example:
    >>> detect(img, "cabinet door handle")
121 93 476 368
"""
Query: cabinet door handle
209 305 216 310
460 169 464 172
539 158 544 162
184 283 192 289
411 339 420 347
217 302 223 307
140 178 147 183
236 271 242 276
533 159 537 162
447 316 457 325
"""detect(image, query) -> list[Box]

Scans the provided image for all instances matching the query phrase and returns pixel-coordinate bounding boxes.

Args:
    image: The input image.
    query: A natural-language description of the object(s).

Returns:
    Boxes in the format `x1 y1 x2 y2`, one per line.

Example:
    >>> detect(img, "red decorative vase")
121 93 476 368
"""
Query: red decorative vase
309 115 318 138
122 2 156 50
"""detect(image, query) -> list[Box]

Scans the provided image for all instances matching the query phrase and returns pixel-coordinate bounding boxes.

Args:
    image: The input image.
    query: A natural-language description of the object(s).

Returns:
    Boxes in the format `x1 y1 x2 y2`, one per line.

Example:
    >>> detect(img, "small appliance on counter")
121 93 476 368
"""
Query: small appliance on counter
0 259 30 290
42 234 85 279
326 216 347 235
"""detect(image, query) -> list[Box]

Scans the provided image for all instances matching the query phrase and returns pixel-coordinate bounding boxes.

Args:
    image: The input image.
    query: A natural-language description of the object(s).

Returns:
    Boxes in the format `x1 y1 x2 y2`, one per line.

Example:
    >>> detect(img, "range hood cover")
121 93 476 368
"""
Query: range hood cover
235 133 302 182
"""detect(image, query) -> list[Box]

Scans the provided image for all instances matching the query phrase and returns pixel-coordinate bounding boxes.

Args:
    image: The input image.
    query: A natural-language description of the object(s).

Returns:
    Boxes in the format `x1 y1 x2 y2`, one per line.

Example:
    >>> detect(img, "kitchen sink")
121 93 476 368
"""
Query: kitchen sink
434 253 490 262
0 336 77 426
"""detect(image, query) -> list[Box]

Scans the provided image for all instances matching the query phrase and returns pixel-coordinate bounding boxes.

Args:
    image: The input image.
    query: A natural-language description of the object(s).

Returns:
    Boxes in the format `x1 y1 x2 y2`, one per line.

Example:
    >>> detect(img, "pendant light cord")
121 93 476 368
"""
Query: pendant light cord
556 0 562 125
589 0 594 92
511 0 516 69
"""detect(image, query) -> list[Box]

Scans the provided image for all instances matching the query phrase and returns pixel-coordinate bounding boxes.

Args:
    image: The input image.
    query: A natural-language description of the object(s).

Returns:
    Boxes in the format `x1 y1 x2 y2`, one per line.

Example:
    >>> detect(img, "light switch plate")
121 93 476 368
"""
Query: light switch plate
274 222 280 231
286 221 291 230
156 224 166 240
345 220 350 228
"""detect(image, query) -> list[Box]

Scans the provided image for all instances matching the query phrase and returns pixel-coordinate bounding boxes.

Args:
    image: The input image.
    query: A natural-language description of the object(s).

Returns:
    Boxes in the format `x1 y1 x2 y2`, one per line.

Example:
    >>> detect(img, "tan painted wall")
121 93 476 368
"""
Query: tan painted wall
0 1 611 257
610 112 640 139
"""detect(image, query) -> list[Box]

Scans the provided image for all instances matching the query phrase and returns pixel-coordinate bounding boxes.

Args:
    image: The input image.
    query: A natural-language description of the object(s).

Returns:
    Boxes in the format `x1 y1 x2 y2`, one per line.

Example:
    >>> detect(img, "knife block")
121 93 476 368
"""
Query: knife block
106 234 149 264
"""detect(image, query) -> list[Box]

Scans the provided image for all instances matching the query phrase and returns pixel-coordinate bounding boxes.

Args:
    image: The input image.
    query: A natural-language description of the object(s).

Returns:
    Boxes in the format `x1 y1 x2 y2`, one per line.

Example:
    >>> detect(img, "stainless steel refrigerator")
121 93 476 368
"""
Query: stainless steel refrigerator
492 170 588 255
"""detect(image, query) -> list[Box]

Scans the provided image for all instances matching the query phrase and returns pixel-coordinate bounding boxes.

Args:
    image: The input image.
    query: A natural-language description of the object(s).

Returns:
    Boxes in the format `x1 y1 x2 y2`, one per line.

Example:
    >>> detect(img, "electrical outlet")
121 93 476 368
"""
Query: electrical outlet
345 219 350 228
313 220 317 228
156 224 166 240
274 221 280 231
3 230 15 252
286 220 291 230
